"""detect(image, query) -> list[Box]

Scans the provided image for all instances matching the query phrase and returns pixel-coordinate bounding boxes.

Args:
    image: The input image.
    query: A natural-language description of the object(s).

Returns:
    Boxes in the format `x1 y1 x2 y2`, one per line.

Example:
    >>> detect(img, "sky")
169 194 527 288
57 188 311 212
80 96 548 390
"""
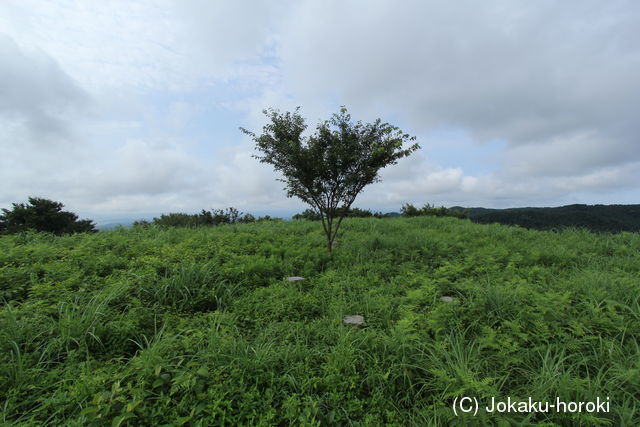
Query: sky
1 0 639 223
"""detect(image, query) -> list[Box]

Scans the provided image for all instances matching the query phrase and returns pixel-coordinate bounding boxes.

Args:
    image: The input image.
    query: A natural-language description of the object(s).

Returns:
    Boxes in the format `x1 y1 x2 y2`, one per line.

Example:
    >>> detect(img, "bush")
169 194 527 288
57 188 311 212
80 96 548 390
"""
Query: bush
140 208 271 228
292 209 322 221
401 203 468 219
0 197 96 235
293 207 391 221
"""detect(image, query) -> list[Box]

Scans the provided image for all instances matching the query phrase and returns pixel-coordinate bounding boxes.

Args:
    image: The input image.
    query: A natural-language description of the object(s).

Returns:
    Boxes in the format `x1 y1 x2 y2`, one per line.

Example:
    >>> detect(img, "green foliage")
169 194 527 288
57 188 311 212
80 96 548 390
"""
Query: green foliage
292 208 323 221
136 207 272 228
142 262 238 312
401 202 469 219
242 107 420 251
466 203 640 233
0 197 96 235
293 207 392 221
1 217 639 424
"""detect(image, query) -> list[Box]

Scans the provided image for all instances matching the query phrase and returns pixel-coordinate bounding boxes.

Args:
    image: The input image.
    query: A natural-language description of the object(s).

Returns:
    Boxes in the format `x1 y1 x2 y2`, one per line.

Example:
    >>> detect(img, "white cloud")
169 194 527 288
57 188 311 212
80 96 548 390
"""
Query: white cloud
174 0 289 68
0 0 287 91
208 141 297 209
91 139 203 196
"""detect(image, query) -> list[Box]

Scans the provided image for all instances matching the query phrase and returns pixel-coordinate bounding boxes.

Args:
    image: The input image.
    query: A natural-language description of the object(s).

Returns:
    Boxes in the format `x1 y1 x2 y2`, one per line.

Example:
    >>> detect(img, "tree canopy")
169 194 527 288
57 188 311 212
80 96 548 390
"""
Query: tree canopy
241 107 420 251
0 197 96 235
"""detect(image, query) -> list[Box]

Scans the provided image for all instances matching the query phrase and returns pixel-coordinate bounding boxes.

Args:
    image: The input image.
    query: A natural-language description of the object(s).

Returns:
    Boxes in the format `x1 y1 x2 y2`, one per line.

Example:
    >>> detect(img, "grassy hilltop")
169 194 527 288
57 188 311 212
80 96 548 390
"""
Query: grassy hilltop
1 217 639 425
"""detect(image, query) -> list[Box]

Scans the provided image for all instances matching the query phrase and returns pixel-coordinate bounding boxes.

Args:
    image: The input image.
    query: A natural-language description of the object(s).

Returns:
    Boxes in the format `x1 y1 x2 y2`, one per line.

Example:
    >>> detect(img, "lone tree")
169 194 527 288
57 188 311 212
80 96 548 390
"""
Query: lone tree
241 107 420 251
0 197 96 235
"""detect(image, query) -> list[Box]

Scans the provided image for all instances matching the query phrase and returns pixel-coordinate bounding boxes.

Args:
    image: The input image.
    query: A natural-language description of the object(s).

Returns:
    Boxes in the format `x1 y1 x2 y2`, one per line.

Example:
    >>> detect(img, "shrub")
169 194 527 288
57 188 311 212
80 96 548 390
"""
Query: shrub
293 207 389 221
0 197 96 235
401 203 468 219
144 208 270 228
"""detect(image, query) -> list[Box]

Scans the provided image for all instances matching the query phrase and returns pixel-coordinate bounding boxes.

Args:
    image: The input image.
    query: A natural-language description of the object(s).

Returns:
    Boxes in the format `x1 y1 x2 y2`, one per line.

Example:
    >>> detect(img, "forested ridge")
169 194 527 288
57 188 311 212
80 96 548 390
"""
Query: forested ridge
450 204 640 233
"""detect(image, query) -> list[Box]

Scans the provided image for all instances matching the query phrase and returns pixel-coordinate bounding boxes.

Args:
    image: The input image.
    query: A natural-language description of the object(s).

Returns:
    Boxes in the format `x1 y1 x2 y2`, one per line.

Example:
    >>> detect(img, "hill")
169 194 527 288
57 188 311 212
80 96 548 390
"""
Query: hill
450 204 640 233
1 217 638 424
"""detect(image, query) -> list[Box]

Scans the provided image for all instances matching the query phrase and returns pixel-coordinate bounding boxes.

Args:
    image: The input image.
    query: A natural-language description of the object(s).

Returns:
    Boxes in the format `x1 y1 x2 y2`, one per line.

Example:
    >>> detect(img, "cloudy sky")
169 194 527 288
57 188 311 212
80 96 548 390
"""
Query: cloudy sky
1 0 639 222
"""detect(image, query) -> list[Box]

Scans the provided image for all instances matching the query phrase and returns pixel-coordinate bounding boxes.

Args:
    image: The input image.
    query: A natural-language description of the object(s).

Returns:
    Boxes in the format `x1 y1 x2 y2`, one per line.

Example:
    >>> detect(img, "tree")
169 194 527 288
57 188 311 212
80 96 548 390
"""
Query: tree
0 197 96 235
241 107 420 251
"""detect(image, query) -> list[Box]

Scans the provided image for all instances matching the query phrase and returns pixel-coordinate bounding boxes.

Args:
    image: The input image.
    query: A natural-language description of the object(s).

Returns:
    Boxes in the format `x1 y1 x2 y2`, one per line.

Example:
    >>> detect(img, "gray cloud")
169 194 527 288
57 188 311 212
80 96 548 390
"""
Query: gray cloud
0 34 88 140
88 139 204 198
279 0 640 189
174 0 289 67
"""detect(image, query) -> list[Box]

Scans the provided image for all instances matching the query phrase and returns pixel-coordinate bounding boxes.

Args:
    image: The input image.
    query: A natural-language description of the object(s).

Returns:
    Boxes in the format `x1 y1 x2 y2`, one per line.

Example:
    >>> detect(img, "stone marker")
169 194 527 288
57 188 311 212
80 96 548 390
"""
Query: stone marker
440 296 454 303
342 315 366 327
286 276 305 282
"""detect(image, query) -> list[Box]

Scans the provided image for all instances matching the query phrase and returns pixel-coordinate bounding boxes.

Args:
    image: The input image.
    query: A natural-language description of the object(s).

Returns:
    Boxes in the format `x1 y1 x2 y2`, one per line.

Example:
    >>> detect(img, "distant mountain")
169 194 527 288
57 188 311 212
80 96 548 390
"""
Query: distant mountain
451 204 640 233
449 206 499 217
95 220 137 230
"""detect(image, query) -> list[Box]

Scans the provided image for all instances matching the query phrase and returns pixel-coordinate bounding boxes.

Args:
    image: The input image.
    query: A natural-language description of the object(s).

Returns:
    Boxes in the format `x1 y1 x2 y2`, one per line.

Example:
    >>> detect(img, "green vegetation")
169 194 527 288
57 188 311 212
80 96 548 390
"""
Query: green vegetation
452 204 640 233
134 208 275 228
0 197 96 235
242 107 419 251
401 203 469 219
293 207 397 221
1 217 639 425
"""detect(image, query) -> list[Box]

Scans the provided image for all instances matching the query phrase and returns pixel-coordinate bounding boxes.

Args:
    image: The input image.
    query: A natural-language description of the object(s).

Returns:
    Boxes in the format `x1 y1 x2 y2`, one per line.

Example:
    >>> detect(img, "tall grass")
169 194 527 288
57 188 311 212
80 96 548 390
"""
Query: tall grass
143 262 238 312
1 216 638 424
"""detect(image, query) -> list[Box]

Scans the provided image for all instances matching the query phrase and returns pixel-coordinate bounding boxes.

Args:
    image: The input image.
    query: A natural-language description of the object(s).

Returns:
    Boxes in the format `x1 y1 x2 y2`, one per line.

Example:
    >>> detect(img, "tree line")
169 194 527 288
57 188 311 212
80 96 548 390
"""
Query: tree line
464 204 640 233
4 197 638 237
0 197 469 236
134 208 278 228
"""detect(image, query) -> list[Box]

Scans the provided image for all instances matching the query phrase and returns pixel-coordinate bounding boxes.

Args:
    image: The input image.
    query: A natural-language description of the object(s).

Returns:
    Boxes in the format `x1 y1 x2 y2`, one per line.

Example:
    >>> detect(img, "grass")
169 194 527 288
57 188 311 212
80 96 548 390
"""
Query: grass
0 216 639 425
